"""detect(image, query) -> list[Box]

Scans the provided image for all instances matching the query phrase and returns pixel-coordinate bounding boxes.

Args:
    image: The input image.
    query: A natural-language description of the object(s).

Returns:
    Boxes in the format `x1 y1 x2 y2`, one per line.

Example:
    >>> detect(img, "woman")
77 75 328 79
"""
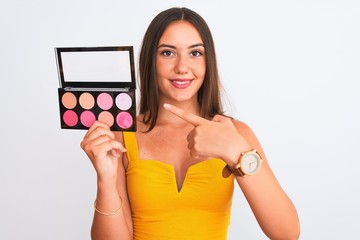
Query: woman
81 7 300 240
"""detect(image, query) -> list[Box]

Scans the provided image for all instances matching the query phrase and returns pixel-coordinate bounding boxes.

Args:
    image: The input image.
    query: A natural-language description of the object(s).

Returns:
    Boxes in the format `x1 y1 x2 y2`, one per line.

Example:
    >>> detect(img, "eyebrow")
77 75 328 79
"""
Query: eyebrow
157 43 204 49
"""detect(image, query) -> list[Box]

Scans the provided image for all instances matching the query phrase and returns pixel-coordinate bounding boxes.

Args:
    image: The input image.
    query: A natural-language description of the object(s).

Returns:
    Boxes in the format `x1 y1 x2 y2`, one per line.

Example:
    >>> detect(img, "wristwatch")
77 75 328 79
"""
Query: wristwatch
228 149 263 177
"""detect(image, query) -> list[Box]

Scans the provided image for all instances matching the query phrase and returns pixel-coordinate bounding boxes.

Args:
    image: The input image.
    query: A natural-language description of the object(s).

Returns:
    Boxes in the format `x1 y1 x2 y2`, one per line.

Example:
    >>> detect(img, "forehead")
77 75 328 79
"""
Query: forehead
159 21 203 46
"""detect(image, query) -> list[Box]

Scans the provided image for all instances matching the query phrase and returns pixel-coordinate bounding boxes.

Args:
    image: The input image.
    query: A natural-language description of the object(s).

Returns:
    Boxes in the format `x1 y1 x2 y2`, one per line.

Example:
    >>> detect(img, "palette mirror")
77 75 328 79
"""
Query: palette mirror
60 50 132 83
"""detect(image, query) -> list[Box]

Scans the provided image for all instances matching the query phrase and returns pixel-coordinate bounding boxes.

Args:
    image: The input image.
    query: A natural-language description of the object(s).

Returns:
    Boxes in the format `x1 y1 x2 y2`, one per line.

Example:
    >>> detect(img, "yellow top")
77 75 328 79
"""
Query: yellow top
123 132 234 240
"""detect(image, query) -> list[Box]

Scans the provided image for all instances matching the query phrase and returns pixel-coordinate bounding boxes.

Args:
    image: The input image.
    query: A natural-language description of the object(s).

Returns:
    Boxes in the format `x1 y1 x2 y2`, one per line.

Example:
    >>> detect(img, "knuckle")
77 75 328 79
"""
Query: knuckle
102 134 112 142
83 144 92 153
192 142 201 152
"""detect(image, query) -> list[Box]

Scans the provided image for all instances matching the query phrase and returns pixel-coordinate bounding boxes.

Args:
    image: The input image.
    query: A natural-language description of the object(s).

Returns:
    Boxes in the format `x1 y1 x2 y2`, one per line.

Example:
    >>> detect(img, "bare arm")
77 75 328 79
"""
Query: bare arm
81 121 133 240
232 121 300 240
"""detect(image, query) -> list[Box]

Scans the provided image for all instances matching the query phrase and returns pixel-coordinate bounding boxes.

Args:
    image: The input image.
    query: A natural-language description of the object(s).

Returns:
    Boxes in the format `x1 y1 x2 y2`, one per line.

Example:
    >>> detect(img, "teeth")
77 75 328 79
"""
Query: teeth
173 81 190 85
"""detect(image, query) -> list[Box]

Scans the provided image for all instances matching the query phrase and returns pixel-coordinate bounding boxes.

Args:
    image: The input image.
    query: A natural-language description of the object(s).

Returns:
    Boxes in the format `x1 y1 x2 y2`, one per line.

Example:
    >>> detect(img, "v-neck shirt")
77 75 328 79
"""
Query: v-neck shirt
123 132 234 240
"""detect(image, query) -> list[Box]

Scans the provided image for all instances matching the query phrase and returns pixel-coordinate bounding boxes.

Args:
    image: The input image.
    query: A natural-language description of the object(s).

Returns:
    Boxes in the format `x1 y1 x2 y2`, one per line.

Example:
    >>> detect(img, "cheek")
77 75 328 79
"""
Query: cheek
192 62 206 79
195 58 206 71
156 59 173 77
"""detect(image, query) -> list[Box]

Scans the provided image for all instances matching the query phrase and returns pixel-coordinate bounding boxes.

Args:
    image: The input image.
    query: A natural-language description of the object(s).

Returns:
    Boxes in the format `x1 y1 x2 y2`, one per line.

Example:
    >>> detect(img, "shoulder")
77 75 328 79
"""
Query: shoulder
231 119 256 138
231 118 264 153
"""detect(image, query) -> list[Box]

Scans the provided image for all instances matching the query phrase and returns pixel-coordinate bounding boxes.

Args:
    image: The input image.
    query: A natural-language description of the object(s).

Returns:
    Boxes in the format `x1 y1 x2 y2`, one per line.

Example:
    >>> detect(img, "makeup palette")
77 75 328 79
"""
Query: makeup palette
55 46 136 131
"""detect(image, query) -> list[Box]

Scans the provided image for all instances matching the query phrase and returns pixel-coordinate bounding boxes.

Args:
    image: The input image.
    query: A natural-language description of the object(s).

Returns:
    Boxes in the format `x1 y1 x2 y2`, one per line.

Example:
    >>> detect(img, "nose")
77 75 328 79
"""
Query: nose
174 54 189 74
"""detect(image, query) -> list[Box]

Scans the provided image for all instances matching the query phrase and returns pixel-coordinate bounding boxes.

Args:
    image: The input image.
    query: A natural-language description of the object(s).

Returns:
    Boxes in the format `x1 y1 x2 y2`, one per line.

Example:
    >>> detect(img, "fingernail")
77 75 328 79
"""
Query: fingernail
112 149 121 158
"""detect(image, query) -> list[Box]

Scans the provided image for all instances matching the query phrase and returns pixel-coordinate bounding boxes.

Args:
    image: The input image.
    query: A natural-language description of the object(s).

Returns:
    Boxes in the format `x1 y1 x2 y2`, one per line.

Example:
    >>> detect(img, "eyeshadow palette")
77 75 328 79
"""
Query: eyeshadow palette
55 46 136 131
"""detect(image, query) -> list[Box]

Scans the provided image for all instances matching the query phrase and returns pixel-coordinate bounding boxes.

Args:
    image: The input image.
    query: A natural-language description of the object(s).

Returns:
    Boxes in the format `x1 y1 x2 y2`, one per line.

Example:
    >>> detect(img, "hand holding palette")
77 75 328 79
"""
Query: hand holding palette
56 46 136 131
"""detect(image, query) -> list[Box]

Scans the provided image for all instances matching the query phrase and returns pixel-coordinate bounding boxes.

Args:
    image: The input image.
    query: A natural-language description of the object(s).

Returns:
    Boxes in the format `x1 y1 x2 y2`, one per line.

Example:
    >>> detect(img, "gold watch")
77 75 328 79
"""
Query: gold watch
228 149 263 177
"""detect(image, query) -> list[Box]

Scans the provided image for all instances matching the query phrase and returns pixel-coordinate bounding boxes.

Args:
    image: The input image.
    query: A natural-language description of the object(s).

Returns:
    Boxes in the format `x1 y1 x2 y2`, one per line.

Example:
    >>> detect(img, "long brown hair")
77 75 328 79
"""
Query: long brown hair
139 7 223 131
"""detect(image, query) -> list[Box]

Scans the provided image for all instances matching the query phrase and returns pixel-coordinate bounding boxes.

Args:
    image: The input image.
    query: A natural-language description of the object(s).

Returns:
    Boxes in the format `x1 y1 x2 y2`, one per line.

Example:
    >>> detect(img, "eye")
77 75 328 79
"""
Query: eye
191 50 203 57
161 50 174 57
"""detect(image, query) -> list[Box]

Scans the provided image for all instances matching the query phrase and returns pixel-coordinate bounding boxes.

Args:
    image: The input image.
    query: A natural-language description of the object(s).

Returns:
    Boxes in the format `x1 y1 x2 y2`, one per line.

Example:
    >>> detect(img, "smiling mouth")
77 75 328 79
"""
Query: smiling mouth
171 80 192 89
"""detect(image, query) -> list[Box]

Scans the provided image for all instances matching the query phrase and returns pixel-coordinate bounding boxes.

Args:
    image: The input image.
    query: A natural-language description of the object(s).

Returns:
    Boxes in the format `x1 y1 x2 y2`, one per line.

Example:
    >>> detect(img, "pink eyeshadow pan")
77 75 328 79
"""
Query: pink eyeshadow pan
98 111 114 127
63 110 78 127
116 93 132 110
97 93 113 110
62 92 77 109
116 112 133 129
79 92 95 110
80 110 96 127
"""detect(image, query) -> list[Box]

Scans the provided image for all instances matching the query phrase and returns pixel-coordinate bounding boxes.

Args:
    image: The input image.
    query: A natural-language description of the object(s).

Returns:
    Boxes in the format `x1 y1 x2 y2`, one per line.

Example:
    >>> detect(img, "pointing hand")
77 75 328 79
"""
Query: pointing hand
164 103 249 164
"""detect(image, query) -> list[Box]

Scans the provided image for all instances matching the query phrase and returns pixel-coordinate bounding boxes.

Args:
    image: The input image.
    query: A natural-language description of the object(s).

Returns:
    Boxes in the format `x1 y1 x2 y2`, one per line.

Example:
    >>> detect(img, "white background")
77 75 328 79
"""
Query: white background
1 0 359 239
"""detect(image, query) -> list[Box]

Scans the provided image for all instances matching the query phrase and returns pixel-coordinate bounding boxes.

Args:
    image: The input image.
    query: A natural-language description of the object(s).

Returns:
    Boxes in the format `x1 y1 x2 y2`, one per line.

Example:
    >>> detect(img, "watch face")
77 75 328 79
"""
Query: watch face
240 152 262 175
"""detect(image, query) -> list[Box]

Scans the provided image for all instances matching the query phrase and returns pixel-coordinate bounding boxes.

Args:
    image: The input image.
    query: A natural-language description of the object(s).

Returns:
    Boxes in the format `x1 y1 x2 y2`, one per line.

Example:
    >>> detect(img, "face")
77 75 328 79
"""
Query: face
156 20 206 105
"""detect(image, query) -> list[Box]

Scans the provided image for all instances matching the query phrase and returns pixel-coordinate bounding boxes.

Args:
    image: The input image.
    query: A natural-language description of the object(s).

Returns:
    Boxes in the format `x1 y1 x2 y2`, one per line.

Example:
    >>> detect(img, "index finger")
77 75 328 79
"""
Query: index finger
83 120 113 139
163 103 206 126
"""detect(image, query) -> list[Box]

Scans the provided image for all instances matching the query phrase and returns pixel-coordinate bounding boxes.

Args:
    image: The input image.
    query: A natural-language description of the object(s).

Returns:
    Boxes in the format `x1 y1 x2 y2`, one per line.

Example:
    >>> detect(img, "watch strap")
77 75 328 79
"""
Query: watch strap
226 164 244 177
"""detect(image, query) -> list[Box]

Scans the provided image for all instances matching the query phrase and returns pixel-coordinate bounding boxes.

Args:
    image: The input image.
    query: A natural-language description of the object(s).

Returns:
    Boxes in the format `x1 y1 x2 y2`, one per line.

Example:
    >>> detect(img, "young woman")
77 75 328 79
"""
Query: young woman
81 7 300 240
